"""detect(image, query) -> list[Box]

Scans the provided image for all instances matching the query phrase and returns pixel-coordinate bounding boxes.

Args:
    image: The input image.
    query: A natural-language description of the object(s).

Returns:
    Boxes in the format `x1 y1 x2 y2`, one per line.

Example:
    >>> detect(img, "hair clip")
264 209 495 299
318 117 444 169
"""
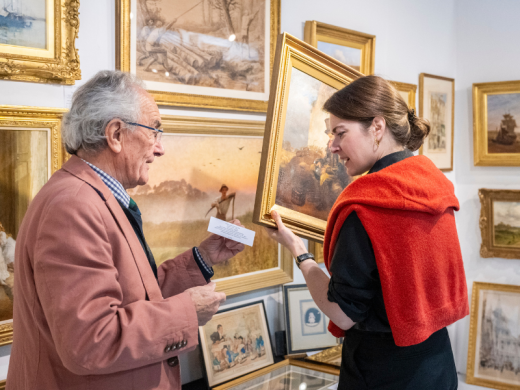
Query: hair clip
408 108 415 122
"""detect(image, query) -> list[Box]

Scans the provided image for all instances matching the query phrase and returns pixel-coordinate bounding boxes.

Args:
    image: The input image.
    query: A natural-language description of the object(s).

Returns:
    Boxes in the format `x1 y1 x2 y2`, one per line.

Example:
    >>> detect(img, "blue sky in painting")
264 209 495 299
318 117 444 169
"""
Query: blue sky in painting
487 93 520 133
317 41 361 68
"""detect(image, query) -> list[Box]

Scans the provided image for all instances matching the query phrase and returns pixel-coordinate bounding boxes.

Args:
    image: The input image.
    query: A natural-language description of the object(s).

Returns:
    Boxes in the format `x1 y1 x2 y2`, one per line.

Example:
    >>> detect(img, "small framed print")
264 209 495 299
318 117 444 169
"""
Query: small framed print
466 282 520 389
199 300 274 387
284 284 338 355
419 73 455 171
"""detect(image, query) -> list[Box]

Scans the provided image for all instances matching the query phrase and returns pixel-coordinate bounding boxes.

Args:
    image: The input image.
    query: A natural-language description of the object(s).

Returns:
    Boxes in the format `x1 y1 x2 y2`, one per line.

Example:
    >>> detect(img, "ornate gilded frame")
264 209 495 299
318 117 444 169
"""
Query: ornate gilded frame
304 21 375 75
253 33 362 242
473 80 520 166
0 105 66 351
0 0 81 84
306 345 342 367
212 359 340 390
116 0 280 111
479 188 520 259
390 81 417 110
159 115 292 296
466 282 520 389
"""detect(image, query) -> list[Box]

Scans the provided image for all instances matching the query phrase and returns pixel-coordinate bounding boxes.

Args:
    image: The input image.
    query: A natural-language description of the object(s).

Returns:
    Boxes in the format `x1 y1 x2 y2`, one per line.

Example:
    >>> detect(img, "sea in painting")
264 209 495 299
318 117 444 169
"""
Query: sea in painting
0 0 46 49
494 201 520 248
487 93 520 154
428 91 447 152
317 41 361 71
126 133 277 279
475 289 520 385
136 0 266 92
275 68 351 221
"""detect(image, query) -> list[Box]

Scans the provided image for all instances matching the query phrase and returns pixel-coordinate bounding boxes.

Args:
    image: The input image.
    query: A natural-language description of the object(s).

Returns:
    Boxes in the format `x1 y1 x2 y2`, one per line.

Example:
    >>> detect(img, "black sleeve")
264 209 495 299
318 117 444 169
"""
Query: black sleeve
327 211 380 323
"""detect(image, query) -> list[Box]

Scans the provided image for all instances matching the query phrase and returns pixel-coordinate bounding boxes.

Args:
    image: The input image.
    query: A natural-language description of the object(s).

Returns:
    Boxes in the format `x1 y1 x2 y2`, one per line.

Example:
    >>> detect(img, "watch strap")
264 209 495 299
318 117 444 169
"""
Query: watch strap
296 253 315 269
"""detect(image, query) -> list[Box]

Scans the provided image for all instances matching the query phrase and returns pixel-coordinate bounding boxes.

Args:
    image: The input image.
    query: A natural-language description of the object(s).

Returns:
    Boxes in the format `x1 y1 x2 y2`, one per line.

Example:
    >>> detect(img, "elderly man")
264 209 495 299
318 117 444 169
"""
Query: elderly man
6 70 244 389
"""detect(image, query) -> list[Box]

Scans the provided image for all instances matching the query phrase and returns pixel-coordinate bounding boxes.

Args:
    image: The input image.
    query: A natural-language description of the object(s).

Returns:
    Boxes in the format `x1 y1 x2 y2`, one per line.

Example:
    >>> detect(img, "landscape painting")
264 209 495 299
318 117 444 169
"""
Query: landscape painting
428 91 447 152
0 0 46 49
317 41 360 71
127 132 278 280
493 201 520 248
275 68 351 222
487 93 520 154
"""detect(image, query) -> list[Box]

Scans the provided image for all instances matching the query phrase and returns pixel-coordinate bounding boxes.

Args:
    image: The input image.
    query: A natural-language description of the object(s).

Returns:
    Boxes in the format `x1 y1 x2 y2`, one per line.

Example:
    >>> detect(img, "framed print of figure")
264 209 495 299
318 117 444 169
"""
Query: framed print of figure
473 80 520 166
116 0 280 112
418 73 455 171
479 188 520 260
284 284 338 354
126 116 292 296
0 0 80 84
199 301 274 387
304 21 375 75
253 33 361 242
467 282 520 389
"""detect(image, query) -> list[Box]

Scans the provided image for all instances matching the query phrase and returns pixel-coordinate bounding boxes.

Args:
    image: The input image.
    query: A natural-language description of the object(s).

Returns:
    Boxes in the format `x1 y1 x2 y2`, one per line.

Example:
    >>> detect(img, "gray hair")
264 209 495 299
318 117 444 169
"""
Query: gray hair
62 70 145 155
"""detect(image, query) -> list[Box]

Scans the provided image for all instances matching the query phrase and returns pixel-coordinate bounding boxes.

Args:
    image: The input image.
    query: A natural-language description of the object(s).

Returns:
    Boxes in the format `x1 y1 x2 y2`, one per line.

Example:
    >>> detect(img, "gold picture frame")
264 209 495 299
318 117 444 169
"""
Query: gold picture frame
390 81 417 110
306 344 342 367
466 282 520 389
116 0 280 112
473 80 520 166
213 359 340 390
418 73 455 171
0 0 81 85
478 188 520 260
0 105 66 350
129 115 292 296
253 33 362 243
304 21 375 75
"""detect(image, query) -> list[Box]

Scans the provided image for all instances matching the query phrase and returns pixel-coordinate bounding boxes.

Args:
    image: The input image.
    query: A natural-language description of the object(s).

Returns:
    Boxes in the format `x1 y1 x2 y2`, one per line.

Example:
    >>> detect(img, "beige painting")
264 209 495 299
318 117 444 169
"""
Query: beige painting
428 91 447 152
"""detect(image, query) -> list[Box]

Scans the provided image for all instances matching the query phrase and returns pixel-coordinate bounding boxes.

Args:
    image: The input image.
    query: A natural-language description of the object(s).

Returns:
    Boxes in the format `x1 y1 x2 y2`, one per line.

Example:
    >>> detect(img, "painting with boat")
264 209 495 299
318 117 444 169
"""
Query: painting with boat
0 0 46 49
487 93 520 154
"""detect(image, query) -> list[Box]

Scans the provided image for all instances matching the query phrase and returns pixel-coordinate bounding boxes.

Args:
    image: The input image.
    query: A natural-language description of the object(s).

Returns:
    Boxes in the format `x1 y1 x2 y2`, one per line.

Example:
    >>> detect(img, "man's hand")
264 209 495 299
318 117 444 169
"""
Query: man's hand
198 219 245 267
186 282 226 326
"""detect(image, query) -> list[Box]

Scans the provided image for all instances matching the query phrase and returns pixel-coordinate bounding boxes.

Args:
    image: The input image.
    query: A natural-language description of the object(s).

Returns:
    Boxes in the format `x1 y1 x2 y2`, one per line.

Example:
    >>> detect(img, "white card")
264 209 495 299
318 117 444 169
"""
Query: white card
207 217 255 247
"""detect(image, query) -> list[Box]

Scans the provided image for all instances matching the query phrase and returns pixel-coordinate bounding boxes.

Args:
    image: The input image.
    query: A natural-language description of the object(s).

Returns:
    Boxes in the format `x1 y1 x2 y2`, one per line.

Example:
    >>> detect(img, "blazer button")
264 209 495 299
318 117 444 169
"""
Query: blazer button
164 345 171 353
176 341 182 349
167 356 179 367
182 340 187 347
171 344 177 350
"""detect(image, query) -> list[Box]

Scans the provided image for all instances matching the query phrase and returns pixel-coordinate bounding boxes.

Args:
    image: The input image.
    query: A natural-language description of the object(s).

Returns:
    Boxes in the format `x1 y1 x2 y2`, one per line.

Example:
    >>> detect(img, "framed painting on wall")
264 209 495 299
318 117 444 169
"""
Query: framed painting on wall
0 0 80 84
473 80 520 166
390 81 417 110
199 301 274 387
479 188 520 260
116 0 280 111
304 21 375 75
126 116 292 296
418 73 454 171
466 282 520 390
253 33 361 243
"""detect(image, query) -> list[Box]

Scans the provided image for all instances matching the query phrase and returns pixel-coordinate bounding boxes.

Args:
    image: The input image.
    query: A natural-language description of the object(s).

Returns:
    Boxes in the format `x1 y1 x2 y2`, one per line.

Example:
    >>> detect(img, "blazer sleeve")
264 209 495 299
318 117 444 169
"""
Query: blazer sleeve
158 249 208 298
33 192 199 376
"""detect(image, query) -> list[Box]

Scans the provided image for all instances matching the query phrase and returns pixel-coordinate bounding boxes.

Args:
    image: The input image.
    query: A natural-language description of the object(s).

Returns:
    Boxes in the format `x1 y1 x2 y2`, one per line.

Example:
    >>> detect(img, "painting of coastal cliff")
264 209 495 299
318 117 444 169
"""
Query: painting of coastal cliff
0 0 47 49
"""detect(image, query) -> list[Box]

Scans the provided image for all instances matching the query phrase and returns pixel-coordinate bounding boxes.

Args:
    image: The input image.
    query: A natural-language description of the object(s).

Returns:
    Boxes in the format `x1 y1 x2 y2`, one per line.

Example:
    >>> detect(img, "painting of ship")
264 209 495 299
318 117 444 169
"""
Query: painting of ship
493 113 518 146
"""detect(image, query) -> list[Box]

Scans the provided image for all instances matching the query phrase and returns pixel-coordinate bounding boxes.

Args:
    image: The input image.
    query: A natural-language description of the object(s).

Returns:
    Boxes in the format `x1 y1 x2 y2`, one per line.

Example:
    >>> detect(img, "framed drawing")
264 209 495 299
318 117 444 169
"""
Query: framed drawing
418 73 454 171
306 345 342 367
304 21 375 75
213 359 340 390
253 33 362 242
284 284 338 354
0 105 66 351
479 189 520 260
473 80 520 166
199 301 274 387
390 81 417 110
0 0 80 84
116 0 280 111
466 282 520 389
126 116 292 296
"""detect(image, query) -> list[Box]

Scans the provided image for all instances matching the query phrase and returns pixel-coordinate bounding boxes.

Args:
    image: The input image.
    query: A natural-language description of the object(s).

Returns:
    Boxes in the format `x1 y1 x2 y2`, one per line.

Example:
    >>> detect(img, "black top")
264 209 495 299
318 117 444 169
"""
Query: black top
327 149 414 332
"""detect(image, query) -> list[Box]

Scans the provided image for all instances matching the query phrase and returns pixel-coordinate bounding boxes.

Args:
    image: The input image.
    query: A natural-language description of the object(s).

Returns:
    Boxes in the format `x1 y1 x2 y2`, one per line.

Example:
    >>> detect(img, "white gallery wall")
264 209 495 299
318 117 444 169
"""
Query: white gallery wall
0 0 518 388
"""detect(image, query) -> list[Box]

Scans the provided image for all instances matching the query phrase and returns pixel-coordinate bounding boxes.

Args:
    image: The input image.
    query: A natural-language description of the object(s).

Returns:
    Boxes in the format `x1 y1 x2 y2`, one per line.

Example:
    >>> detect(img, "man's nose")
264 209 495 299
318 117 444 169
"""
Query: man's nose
154 141 165 156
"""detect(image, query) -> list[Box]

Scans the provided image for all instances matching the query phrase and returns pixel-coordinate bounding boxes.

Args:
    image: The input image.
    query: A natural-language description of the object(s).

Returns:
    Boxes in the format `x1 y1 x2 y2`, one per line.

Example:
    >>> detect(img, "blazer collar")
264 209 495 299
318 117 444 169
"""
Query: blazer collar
61 155 163 301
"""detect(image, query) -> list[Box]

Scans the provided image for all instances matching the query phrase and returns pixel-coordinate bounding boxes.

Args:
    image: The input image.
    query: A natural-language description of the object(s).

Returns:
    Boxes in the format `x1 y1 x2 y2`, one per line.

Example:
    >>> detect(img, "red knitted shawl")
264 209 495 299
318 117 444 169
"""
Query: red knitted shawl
323 155 469 346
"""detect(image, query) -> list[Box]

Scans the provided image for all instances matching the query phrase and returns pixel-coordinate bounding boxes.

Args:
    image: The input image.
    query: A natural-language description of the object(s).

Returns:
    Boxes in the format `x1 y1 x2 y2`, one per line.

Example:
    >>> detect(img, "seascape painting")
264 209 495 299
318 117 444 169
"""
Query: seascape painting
428 91 447 152
0 0 46 49
135 0 268 94
487 93 520 154
493 201 520 248
127 133 277 279
200 302 273 386
317 41 360 71
473 288 520 386
275 68 351 222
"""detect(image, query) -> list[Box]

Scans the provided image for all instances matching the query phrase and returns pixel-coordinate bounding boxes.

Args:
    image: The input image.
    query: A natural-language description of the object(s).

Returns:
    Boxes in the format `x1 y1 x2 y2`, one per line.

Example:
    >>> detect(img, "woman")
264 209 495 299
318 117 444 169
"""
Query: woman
268 75 468 390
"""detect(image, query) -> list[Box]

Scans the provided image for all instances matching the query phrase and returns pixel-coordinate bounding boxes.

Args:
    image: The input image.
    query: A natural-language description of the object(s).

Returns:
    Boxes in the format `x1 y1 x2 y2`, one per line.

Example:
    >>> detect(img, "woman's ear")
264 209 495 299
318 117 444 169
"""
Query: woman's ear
105 119 124 154
372 116 386 142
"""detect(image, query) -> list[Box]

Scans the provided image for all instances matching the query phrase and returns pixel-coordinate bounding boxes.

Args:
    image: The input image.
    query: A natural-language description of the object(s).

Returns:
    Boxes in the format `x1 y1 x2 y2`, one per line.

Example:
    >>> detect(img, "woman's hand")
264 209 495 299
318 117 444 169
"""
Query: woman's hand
265 211 307 258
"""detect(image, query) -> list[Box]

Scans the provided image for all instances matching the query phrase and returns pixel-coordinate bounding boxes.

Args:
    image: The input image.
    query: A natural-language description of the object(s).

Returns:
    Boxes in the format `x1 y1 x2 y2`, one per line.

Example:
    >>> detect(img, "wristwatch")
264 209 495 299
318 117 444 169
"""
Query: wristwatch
295 253 315 269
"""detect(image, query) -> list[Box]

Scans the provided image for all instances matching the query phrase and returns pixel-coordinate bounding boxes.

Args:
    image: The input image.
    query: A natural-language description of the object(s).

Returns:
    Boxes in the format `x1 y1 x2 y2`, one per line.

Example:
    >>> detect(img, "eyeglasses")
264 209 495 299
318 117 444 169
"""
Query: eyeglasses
124 121 163 144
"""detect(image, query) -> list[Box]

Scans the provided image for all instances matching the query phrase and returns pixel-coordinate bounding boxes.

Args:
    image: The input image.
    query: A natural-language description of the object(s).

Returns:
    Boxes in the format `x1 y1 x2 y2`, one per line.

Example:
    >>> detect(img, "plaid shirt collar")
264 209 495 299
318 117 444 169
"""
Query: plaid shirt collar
82 160 130 208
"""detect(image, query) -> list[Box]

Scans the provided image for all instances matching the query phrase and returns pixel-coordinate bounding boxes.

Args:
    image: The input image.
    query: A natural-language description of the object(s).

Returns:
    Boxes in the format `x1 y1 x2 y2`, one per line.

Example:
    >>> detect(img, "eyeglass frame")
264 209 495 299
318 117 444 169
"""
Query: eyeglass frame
123 121 163 143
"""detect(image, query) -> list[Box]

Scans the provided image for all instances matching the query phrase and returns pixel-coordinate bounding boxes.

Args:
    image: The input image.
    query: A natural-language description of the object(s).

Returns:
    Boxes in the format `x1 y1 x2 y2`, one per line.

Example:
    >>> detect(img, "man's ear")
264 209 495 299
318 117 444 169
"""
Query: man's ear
105 119 124 154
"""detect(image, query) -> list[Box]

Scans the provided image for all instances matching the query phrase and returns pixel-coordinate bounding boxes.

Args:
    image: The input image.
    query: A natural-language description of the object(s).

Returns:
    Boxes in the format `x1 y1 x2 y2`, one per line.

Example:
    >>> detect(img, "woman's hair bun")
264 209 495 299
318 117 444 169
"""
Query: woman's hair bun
406 108 430 152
